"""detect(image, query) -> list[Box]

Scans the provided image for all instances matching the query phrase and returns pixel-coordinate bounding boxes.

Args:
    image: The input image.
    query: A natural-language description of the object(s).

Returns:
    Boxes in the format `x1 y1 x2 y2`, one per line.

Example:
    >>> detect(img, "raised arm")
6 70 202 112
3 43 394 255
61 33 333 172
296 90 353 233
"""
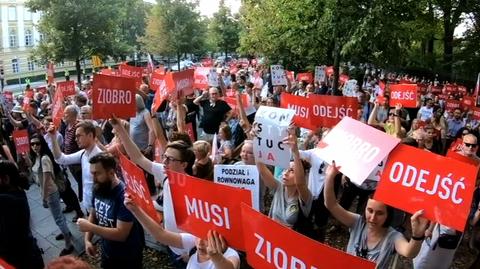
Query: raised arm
394 103 402 138
176 98 187 134
367 101 381 127
255 161 278 190
284 131 311 204
109 115 154 174
124 193 183 249
193 90 208 106
394 210 429 258
323 162 357 228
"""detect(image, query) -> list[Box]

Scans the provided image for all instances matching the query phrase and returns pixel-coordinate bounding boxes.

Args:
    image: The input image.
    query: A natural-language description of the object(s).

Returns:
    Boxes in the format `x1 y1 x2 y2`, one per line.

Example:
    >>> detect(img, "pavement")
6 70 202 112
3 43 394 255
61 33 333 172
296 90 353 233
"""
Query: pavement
26 170 165 264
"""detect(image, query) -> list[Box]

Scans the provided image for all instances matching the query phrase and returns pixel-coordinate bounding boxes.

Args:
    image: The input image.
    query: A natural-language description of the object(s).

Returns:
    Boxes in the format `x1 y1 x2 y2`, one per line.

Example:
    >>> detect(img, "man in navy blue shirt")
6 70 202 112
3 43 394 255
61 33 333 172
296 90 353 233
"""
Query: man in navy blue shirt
77 153 144 269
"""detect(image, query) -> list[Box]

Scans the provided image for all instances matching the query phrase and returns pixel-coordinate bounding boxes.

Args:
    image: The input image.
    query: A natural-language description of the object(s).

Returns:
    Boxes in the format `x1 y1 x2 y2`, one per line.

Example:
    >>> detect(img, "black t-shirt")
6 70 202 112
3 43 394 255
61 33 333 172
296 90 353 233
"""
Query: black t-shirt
92 182 144 259
199 100 231 134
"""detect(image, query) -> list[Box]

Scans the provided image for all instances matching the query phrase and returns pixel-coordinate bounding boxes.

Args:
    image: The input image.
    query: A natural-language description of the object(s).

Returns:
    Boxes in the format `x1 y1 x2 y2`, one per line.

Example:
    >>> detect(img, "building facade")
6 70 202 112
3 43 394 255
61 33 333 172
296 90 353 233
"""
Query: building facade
0 0 77 84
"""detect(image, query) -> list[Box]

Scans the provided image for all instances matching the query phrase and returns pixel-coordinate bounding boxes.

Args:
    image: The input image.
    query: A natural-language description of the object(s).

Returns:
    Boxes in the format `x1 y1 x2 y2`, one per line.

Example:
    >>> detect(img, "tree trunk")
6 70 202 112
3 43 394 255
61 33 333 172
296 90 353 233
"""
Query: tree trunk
76 58 82 86
177 53 181 71
443 3 453 80
332 40 341 94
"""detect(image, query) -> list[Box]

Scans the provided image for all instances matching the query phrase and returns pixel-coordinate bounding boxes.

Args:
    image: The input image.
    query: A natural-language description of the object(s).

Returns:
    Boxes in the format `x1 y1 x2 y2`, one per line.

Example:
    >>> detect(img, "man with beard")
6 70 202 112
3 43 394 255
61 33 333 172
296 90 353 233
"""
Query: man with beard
77 152 144 269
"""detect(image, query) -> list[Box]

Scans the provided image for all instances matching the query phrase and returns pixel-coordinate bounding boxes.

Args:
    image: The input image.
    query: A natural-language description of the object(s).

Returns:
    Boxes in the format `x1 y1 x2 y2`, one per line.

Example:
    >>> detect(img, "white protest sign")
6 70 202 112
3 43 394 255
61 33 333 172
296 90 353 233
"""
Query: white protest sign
316 117 400 186
253 106 295 169
271 65 287 86
208 69 219 87
260 82 269 98
315 66 326 83
214 164 260 210
343 79 358 97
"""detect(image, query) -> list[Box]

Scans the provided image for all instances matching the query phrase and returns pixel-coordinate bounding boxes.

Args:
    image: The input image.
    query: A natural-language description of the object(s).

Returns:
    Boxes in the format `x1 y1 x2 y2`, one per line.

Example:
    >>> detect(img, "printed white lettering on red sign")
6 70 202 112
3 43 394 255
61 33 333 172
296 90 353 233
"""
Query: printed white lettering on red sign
312 105 353 119
97 88 132 104
185 195 231 229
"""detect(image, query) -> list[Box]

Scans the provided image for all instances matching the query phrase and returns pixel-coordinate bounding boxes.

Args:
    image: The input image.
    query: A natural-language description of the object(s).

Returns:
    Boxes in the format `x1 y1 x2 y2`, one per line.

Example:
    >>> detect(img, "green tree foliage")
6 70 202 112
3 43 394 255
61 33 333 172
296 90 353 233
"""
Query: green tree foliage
27 0 140 84
209 0 240 57
140 0 206 69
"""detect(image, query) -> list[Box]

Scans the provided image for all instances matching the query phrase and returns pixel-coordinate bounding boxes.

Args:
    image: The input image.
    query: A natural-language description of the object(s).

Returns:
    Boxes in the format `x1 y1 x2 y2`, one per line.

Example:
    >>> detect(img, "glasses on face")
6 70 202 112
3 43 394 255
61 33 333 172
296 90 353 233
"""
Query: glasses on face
464 142 477 148
388 112 395 116
31 141 41 146
162 154 182 163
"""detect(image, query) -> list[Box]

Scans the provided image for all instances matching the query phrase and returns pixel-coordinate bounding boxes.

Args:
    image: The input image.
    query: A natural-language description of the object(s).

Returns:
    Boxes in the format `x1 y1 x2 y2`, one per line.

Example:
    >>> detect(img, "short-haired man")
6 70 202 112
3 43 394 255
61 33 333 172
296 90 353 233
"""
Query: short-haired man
193 87 232 141
77 153 144 269
49 120 103 212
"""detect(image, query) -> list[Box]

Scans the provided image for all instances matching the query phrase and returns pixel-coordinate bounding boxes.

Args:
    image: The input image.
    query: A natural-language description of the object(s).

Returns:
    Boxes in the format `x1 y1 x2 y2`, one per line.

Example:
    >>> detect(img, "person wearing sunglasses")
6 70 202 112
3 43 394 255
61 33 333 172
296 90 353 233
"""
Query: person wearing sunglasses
27 134 74 256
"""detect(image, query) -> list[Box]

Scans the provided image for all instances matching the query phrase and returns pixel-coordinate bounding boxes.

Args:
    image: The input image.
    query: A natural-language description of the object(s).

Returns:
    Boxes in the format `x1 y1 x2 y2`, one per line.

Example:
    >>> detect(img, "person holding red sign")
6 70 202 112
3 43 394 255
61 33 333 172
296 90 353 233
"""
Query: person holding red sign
77 153 145 269
256 130 314 236
324 163 429 269
368 102 404 138
110 115 196 268
125 195 240 269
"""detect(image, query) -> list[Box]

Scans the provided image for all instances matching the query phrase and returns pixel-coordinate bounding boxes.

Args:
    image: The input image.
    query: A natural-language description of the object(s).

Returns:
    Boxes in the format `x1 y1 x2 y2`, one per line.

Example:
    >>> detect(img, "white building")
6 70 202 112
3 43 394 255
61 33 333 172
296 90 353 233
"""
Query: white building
0 0 76 83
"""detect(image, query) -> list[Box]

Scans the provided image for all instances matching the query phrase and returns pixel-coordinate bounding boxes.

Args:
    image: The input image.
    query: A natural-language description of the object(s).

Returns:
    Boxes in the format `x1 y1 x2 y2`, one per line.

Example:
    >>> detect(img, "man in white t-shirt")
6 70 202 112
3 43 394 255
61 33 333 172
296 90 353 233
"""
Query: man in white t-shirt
417 98 434 122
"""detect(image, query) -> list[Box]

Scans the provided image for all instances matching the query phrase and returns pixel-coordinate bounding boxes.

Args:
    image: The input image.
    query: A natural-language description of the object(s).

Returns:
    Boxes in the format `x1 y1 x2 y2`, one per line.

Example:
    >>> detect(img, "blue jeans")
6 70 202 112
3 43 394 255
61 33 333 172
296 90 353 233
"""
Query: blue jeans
47 191 70 236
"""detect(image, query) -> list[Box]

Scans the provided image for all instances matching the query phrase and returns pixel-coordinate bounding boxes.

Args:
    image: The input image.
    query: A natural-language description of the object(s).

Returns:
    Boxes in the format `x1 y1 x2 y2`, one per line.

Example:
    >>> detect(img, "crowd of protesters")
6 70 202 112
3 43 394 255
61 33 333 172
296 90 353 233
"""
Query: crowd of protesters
1 59 480 269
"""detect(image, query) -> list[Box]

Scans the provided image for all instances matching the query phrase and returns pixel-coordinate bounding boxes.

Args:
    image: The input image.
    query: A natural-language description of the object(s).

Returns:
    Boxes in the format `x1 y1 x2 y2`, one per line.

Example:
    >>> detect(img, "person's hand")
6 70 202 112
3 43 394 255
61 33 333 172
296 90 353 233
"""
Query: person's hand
202 91 209 98
410 209 429 238
282 131 298 152
207 230 227 261
326 161 341 178
109 114 120 126
395 103 402 111
46 122 56 135
77 218 92 233
124 193 139 212
85 240 97 257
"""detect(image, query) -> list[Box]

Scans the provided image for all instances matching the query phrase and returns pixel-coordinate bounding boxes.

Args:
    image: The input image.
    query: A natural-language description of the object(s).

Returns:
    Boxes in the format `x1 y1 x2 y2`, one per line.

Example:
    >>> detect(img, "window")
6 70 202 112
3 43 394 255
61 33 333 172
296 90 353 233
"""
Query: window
25 29 33 46
12 59 19 73
24 9 32 21
27 60 34 71
9 29 17 48
8 6 16 21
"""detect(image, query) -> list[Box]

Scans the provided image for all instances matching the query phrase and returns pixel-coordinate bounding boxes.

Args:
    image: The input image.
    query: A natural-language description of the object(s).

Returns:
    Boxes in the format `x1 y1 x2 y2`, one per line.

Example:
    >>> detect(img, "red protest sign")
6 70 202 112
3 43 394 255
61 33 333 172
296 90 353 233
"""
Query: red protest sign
22 89 34 113
445 99 462 112
185 122 196 142
165 69 195 96
462 96 475 110
167 170 251 250
286 71 294 82
444 84 458 94
389 84 417 108
119 154 160 223
240 204 375 269
194 67 210 89
201 58 213 67
374 144 478 231
150 71 165 92
316 117 400 186
47 62 55 84
91 74 137 119
296 72 313 83
118 64 143 88
458 86 468 95
308 95 358 128
52 89 64 128
100 68 116 76
0 258 15 269
472 107 480 120
280 93 316 130
325 66 334 76
13 129 30 155
56 80 76 96
151 79 171 113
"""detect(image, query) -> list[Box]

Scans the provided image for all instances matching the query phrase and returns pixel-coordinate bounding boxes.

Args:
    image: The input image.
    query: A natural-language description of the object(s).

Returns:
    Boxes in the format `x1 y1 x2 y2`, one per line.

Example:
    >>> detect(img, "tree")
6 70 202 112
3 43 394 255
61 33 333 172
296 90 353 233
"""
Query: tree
115 0 149 60
209 0 240 57
27 0 130 85
139 0 206 70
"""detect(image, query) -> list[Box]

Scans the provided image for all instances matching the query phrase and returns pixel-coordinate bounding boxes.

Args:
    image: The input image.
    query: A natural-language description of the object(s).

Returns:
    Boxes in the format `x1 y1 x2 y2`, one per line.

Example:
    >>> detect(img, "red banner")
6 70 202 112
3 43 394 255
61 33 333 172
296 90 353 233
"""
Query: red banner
241 204 375 269
0 258 15 269
150 71 165 93
119 154 160 223
445 99 462 112
52 88 64 128
165 69 195 96
13 129 30 155
56 80 76 97
389 84 417 108
374 144 478 231
308 95 358 128
296 72 313 83
444 84 458 94
462 96 475 110
280 93 316 130
100 68 116 76
194 67 210 89
167 170 251 250
91 74 137 119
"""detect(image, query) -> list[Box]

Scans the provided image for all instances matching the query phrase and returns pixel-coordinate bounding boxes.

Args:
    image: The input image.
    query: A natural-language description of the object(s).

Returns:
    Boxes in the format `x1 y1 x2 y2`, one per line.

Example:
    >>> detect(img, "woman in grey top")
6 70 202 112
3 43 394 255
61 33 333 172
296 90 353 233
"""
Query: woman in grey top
324 162 429 269
256 131 313 229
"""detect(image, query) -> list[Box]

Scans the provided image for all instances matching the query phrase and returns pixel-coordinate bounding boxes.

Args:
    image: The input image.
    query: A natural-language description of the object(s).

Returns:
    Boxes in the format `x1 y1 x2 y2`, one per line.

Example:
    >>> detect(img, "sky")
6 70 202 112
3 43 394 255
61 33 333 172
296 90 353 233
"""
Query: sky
144 0 241 17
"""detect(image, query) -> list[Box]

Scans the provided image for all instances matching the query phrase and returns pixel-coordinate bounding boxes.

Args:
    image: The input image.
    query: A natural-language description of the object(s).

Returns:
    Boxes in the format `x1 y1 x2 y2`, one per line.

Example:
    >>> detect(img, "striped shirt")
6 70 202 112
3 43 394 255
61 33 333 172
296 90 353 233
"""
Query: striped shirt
64 121 80 154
